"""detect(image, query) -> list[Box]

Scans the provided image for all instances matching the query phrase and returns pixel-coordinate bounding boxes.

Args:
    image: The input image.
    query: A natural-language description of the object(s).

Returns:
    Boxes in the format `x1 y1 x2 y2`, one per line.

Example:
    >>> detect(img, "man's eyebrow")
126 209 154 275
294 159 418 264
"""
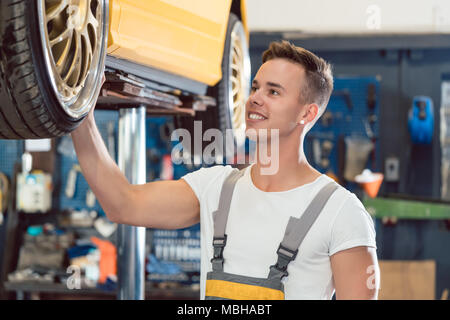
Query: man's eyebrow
252 79 285 91
267 81 285 91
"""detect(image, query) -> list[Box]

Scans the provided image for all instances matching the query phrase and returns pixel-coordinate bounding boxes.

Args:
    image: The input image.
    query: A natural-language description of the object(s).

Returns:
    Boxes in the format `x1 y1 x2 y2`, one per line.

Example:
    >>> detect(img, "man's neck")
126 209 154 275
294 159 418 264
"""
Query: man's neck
250 134 322 192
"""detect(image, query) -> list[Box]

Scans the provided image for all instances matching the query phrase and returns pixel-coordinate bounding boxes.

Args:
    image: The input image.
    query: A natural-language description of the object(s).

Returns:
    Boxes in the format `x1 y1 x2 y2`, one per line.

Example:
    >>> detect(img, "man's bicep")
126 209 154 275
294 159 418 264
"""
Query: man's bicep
127 179 200 229
330 246 380 300
329 194 377 256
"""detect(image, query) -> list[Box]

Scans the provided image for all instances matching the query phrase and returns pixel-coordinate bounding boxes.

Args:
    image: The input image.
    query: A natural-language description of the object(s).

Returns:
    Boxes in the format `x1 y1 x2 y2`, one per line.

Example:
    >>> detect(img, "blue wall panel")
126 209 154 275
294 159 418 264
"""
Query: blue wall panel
305 76 381 192
0 140 22 180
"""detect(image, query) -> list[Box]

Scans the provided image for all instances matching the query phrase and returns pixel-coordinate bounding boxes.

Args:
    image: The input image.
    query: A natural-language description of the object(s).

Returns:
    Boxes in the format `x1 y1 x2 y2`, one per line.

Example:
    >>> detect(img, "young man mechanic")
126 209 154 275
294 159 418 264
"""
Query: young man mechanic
71 40 380 300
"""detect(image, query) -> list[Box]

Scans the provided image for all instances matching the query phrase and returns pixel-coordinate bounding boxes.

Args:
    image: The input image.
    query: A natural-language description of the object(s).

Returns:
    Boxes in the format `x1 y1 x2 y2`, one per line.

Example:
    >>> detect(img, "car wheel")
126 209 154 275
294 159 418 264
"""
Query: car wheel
0 0 108 139
174 13 251 164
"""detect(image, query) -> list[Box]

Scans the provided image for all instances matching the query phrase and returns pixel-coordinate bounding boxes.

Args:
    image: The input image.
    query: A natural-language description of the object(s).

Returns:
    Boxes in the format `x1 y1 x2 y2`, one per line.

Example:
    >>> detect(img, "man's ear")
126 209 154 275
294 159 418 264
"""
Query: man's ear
299 103 319 125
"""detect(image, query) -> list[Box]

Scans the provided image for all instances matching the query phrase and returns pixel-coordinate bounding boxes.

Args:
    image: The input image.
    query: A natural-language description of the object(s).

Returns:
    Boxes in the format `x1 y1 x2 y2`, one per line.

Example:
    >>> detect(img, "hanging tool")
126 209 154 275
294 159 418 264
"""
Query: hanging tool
367 83 377 111
65 163 97 207
312 139 321 166
320 111 334 127
86 188 97 208
408 96 434 145
320 140 334 169
343 136 374 182
365 83 378 169
332 89 353 111
65 164 82 199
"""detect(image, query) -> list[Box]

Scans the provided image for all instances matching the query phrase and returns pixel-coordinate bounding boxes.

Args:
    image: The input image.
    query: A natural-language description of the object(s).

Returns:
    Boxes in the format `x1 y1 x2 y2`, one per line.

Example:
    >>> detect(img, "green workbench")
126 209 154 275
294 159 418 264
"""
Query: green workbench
363 196 450 220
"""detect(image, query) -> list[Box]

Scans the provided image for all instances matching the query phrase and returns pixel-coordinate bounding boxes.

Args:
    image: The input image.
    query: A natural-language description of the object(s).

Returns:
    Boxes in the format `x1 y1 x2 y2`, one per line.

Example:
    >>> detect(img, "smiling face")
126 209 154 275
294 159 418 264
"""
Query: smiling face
245 58 317 141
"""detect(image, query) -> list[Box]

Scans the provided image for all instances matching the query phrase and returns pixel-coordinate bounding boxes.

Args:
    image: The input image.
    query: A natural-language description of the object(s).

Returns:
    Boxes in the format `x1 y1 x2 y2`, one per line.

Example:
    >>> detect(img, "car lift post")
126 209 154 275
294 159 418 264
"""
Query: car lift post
116 106 146 300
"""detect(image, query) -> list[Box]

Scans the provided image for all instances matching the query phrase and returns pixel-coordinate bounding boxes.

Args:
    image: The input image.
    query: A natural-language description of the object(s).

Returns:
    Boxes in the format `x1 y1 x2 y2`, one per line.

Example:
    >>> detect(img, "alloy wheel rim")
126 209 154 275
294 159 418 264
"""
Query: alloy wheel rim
38 0 105 118
228 20 251 146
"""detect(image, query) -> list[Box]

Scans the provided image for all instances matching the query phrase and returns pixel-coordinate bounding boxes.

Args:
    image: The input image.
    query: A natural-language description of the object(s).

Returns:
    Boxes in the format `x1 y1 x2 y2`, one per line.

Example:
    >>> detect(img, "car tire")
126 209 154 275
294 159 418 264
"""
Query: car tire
0 0 108 139
174 13 251 164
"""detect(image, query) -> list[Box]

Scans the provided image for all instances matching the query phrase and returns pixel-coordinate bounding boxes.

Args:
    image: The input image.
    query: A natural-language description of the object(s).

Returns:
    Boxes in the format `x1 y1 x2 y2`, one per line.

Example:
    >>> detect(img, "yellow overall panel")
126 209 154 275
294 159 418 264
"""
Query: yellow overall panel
107 0 233 86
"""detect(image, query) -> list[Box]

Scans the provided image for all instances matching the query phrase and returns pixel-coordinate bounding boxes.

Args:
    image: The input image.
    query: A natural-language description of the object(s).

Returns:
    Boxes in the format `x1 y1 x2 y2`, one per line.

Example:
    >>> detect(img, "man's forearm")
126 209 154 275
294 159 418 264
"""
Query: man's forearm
71 116 131 222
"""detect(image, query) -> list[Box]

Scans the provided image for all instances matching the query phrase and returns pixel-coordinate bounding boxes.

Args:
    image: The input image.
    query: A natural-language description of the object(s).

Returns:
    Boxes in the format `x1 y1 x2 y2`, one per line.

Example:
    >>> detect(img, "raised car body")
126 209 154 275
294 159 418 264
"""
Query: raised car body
107 0 248 86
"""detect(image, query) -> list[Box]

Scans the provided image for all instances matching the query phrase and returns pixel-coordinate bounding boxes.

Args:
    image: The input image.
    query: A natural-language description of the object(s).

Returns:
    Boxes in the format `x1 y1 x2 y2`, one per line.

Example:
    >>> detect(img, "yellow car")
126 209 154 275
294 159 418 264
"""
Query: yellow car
0 0 250 148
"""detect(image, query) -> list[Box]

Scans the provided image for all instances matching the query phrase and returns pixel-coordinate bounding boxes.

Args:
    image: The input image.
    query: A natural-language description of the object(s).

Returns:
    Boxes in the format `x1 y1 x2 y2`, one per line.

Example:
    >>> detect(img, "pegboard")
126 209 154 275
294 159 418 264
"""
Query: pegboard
145 116 202 181
0 140 22 180
305 75 381 189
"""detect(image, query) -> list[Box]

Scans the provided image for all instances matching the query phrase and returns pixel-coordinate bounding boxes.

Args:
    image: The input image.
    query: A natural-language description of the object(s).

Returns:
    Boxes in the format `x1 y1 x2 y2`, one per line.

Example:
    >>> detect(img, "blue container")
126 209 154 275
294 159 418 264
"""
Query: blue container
408 96 434 145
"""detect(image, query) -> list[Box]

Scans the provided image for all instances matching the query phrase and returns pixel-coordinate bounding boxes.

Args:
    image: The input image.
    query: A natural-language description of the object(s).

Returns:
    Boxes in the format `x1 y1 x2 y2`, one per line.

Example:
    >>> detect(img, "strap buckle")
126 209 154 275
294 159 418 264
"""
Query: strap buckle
211 235 227 263
212 235 227 249
270 244 299 279
276 244 298 262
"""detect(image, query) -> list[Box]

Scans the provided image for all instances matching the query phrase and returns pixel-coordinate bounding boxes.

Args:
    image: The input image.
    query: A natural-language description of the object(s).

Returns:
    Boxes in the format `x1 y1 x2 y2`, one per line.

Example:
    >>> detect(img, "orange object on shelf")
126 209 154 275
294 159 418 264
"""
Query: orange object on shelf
91 237 117 284
355 169 384 198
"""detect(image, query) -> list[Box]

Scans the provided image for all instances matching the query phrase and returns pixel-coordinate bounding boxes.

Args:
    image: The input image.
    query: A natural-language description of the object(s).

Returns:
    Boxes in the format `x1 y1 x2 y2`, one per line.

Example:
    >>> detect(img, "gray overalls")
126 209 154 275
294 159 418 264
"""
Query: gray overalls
205 168 338 300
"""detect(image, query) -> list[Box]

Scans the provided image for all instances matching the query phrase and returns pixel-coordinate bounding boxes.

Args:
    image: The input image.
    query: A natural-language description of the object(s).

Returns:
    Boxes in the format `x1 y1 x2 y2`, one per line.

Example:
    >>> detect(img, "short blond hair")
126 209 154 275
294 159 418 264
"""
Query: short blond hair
262 40 333 117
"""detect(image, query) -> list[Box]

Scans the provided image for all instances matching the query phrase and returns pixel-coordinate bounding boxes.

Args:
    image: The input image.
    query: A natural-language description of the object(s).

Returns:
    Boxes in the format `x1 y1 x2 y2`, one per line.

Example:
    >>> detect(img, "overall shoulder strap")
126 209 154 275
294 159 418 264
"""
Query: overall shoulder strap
269 181 339 279
211 167 245 271
213 168 246 238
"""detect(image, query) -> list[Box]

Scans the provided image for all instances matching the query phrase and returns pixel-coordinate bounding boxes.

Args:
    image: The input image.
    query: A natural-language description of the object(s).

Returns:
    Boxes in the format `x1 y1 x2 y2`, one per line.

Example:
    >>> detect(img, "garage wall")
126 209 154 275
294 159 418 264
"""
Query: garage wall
246 0 450 33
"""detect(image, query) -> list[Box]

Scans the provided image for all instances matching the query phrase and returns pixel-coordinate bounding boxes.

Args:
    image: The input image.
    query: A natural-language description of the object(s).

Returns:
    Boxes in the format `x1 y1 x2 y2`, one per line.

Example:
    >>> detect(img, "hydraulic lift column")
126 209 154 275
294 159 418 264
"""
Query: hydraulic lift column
116 106 146 300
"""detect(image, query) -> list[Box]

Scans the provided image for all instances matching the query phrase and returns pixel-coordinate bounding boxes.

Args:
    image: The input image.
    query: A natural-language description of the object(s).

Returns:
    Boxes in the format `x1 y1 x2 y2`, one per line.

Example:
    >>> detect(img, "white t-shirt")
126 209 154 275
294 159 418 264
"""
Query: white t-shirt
181 163 377 300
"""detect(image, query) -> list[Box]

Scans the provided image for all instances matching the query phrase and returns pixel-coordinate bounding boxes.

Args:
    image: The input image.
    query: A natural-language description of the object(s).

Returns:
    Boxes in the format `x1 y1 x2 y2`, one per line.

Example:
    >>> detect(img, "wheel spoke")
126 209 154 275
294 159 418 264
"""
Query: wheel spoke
84 9 99 53
87 23 97 52
230 76 240 89
46 0 69 22
87 8 99 29
55 29 73 73
84 29 93 57
79 33 93 85
230 63 240 72
231 38 245 130
49 27 72 47
63 32 81 83
232 81 240 97
232 40 242 61
70 41 83 87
